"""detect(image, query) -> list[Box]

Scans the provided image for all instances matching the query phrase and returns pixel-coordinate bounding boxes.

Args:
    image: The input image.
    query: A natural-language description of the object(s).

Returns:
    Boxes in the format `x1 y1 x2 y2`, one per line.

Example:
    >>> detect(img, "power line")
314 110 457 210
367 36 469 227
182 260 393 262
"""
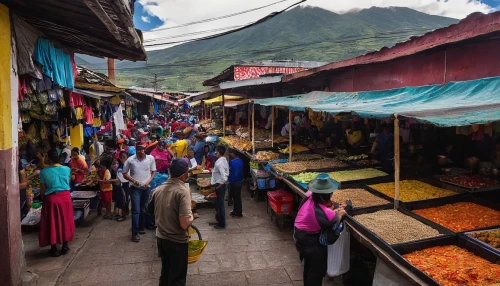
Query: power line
144 0 294 33
144 24 248 42
88 27 434 71
143 0 307 47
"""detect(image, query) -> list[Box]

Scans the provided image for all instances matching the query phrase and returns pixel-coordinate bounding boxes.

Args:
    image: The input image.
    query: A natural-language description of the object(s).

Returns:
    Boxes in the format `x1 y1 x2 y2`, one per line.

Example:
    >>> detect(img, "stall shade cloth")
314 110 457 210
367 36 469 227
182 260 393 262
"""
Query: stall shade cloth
254 77 500 127
204 95 243 105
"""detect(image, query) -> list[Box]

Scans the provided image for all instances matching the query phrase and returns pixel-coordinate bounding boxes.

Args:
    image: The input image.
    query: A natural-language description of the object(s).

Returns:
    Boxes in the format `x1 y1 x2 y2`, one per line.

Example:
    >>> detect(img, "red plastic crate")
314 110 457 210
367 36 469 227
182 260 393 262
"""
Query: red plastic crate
267 190 293 214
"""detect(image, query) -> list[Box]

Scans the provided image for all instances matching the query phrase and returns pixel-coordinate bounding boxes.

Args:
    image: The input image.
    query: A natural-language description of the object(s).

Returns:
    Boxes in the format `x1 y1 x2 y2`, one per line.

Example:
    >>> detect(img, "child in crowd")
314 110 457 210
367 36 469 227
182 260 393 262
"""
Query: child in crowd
98 159 113 219
110 159 127 221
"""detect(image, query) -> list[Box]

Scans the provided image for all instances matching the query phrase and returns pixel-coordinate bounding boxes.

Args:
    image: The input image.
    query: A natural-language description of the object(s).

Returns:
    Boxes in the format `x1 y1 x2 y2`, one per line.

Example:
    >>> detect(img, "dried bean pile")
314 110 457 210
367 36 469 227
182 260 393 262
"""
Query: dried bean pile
353 209 442 244
331 189 389 208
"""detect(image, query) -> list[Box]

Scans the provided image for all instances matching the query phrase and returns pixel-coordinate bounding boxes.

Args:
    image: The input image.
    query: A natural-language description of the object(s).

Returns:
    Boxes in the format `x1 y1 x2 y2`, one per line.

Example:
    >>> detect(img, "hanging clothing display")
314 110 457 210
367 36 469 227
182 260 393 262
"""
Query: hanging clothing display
113 105 126 131
83 106 93 125
33 38 74 89
12 14 43 79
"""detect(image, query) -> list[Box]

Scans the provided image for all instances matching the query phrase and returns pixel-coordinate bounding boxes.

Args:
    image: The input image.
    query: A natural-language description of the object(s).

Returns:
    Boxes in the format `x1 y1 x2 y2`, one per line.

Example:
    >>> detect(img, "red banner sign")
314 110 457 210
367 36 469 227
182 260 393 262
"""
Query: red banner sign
234 66 306 81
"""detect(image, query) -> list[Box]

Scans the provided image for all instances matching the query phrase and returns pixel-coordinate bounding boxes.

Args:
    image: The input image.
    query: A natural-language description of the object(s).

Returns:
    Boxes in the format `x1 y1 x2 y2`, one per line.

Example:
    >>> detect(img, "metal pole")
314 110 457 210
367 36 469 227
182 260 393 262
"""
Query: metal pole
394 114 400 209
271 106 275 148
222 93 225 137
252 101 255 155
289 109 292 162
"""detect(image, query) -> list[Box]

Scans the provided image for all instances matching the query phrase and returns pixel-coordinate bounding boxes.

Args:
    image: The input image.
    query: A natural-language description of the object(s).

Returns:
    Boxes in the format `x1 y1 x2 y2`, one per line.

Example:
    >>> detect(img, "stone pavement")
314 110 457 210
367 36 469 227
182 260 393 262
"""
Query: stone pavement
23 189 343 286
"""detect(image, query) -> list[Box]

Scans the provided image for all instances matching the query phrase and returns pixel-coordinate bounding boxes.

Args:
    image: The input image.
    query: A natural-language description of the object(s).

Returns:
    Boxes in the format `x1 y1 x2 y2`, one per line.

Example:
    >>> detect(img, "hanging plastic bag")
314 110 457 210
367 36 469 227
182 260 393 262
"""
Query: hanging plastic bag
327 227 350 277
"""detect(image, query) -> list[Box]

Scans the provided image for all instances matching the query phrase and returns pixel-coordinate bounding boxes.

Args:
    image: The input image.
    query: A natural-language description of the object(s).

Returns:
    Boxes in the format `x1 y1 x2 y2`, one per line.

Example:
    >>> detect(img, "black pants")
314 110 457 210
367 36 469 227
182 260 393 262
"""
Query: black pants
299 243 327 286
229 181 243 216
157 237 188 286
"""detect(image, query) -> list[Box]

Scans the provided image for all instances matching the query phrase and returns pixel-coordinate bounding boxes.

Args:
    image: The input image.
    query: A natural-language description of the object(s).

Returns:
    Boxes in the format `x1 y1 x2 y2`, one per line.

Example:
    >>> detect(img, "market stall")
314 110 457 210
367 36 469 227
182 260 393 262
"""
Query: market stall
250 76 500 285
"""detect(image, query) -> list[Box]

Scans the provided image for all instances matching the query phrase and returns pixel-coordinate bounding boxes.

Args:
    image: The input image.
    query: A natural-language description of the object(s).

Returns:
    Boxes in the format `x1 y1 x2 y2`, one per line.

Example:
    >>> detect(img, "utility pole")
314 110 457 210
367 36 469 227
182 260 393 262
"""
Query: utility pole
151 73 165 93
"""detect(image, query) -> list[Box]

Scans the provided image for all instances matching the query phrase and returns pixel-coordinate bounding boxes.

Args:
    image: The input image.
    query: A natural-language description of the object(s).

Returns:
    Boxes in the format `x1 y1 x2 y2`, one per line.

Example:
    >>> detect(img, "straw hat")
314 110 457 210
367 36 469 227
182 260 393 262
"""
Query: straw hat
308 173 339 194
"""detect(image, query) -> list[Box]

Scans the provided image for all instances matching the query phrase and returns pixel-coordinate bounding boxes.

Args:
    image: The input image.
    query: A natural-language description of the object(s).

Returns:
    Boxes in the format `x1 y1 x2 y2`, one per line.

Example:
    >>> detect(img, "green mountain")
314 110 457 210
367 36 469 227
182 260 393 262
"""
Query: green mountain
76 6 459 91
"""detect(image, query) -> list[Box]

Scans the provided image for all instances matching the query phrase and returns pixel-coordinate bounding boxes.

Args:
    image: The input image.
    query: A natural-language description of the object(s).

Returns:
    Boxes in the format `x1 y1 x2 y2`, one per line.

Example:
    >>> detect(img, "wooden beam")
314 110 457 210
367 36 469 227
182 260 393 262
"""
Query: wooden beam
82 0 122 42
289 110 292 162
394 115 400 209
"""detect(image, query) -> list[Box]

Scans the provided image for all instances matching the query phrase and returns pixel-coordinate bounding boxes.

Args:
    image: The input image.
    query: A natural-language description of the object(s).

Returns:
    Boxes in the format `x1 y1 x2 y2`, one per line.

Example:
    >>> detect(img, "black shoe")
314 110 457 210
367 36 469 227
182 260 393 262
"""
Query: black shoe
214 225 225 230
139 229 146 235
49 248 61 257
60 246 70 255
132 234 140 242
230 212 243 218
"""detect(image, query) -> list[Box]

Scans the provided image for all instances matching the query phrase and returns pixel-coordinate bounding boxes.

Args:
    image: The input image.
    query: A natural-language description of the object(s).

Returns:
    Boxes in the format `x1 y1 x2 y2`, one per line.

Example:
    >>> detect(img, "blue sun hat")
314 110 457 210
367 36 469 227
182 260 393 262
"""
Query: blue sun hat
308 173 339 194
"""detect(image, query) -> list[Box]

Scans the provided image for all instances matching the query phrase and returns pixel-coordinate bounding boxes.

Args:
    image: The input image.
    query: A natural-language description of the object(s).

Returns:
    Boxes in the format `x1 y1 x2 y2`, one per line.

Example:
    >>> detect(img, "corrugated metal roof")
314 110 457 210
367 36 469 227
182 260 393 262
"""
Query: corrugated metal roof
4 0 146 61
283 10 500 83
219 75 282 90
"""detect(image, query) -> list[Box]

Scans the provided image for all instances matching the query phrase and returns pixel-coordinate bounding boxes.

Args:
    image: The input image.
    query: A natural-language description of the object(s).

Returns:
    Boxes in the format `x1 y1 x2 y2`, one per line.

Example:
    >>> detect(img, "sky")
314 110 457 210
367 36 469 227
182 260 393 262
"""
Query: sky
133 0 500 50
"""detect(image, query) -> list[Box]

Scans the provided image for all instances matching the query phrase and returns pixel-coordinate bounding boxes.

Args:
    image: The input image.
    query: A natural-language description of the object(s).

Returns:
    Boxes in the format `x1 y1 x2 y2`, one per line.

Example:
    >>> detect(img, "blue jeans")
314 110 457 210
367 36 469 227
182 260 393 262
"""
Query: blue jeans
215 184 227 227
130 187 151 235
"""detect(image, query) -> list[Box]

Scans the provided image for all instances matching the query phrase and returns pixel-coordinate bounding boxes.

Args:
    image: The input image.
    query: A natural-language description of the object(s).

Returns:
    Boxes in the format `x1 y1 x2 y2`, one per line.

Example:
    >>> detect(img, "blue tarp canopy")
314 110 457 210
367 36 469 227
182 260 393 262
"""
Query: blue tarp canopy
255 77 500 127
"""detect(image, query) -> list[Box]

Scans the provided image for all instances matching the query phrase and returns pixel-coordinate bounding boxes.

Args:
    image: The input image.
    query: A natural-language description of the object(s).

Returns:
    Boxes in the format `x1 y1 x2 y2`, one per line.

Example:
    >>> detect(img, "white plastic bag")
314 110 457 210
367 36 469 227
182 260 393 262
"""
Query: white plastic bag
327 227 350 277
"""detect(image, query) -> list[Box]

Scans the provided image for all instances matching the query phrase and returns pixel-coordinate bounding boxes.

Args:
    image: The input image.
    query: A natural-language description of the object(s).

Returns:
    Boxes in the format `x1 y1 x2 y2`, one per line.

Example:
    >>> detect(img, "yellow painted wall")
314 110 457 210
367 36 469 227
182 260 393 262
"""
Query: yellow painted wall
70 124 84 150
0 4 12 151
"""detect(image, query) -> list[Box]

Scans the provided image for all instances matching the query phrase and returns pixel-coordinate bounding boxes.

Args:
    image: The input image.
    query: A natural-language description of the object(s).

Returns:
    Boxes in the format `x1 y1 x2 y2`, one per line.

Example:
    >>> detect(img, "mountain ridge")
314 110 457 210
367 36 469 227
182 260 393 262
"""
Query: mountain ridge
75 6 459 91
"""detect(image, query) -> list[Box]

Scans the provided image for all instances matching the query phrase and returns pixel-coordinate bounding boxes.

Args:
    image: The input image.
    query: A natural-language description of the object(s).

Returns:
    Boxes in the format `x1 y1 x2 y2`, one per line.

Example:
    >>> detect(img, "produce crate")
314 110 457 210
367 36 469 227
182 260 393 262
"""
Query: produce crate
461 227 500 256
267 189 294 214
346 206 455 259
390 235 500 286
364 178 467 208
405 194 500 233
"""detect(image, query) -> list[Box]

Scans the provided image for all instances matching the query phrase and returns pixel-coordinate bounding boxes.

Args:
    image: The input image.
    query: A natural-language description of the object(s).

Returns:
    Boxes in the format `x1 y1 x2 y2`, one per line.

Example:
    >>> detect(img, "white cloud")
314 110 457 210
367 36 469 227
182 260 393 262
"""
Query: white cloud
139 0 495 50
141 16 151 23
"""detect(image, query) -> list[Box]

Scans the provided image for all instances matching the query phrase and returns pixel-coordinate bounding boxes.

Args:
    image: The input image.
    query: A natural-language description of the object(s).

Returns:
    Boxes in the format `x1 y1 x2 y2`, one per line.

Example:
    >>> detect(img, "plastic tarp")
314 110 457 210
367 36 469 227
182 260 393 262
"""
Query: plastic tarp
254 77 500 127
204 95 243 105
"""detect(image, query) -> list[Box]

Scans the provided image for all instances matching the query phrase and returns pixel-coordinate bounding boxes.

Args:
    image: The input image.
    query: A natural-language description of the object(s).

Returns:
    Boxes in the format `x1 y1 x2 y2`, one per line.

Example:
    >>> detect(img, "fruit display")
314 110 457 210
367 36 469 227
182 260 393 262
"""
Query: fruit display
353 209 442 244
327 168 388 182
254 140 273 149
79 171 98 187
441 173 500 189
254 129 270 141
291 172 319 184
220 136 252 150
255 151 279 161
279 144 309 154
467 229 500 251
413 202 500 232
197 179 211 188
291 153 324 161
403 245 500 286
26 167 40 189
369 180 458 202
331 189 390 208
274 162 307 174
274 136 289 143
301 159 348 170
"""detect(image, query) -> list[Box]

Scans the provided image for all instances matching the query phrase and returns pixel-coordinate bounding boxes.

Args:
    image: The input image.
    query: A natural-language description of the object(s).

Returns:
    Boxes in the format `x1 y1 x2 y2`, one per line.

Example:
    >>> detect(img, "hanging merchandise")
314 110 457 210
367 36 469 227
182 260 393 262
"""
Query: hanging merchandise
19 96 32 111
11 14 43 79
33 38 74 89
40 122 48 140
37 91 49 104
69 92 84 107
92 117 101 128
109 96 121 105
21 113 31 124
113 105 126 131
83 105 93 125
44 103 57 116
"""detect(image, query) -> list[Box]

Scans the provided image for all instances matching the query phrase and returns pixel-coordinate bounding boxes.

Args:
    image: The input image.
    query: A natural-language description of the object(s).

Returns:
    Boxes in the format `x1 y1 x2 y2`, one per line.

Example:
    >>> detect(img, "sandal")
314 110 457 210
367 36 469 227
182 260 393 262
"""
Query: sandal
115 215 126 222
61 246 70 255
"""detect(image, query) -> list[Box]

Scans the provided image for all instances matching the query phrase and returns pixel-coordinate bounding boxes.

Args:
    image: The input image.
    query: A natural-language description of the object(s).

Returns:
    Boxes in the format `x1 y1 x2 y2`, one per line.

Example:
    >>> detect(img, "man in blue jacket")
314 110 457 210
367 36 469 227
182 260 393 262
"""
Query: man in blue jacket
228 149 244 217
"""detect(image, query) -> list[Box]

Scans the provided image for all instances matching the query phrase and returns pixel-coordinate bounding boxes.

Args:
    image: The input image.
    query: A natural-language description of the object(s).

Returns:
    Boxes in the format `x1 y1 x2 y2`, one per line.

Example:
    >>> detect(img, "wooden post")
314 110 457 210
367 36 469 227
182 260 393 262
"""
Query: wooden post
252 101 255 155
107 58 115 84
271 106 275 148
394 114 400 209
289 109 293 162
209 104 212 120
222 93 225 137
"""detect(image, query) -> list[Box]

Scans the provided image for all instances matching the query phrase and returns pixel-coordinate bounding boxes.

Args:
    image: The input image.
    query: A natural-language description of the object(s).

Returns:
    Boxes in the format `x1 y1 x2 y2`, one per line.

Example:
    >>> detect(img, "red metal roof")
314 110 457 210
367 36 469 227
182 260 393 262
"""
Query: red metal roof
283 11 500 83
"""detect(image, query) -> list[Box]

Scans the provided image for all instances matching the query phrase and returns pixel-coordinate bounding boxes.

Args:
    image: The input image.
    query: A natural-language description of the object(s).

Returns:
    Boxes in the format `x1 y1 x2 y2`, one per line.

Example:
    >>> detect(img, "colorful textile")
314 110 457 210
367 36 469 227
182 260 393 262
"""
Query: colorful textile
38 191 75 247
39 165 71 195
150 147 173 173
295 192 337 234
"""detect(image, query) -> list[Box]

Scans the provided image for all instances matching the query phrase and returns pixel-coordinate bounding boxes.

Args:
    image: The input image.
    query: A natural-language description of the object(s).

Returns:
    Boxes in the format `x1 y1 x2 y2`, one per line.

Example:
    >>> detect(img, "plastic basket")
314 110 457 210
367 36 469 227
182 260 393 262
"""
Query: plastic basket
188 225 208 264
257 179 267 190
267 190 293 214
267 178 276 189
